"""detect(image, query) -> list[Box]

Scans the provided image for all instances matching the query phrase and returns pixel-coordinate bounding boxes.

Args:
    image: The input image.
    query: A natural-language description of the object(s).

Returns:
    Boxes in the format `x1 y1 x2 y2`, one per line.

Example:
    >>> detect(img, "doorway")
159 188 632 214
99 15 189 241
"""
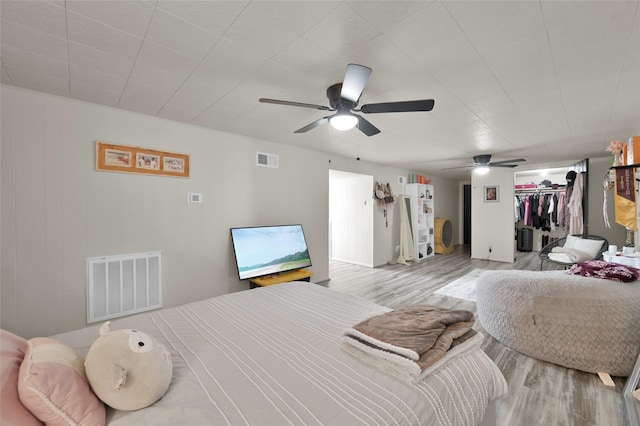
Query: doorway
329 170 374 267
463 184 471 244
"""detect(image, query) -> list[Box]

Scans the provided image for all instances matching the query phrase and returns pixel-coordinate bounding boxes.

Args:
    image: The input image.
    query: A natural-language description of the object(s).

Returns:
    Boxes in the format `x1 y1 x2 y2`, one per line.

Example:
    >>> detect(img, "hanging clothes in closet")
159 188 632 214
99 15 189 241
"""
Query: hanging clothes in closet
515 188 568 230
567 172 584 234
557 191 567 229
558 170 585 235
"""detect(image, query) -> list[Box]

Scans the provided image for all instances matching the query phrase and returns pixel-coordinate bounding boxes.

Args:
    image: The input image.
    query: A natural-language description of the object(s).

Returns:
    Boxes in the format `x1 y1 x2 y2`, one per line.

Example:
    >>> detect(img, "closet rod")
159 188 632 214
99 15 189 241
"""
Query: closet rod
514 188 566 194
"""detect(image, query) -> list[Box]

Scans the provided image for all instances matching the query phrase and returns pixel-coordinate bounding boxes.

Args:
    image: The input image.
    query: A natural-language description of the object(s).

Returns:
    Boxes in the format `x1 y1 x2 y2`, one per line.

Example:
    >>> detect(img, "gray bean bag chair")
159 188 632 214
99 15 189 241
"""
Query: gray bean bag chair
476 270 640 376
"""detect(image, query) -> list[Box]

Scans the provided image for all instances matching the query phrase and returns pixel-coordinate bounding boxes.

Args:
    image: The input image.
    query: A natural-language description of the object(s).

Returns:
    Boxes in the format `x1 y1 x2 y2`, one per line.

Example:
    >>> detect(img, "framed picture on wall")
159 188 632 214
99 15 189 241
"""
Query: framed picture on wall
103 148 133 167
484 185 499 202
96 142 190 178
136 153 160 170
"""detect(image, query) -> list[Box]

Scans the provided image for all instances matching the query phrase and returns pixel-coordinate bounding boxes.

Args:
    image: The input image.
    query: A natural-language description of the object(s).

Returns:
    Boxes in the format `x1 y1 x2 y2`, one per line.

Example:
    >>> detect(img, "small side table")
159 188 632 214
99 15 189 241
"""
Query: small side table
603 252 640 267
249 269 312 288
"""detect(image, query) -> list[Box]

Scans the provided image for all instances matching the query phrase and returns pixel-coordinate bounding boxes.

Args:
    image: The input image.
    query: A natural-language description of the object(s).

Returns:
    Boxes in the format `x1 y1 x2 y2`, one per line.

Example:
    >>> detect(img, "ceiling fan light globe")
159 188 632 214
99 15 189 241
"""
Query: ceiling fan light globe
475 166 490 175
330 114 358 131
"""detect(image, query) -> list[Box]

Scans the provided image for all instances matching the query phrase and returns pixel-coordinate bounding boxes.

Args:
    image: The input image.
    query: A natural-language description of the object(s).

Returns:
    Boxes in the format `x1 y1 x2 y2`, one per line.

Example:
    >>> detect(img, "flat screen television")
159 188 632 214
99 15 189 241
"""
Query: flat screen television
230 224 312 280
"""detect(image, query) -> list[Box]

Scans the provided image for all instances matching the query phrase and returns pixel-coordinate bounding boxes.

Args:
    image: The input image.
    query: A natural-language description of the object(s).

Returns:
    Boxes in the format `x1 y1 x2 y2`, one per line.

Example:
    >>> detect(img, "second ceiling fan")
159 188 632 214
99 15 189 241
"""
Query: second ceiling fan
259 64 435 136
443 155 526 171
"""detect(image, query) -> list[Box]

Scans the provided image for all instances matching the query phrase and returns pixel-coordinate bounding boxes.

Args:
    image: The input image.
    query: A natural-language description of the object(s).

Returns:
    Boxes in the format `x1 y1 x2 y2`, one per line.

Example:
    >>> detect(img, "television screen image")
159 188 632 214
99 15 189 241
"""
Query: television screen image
230 224 312 280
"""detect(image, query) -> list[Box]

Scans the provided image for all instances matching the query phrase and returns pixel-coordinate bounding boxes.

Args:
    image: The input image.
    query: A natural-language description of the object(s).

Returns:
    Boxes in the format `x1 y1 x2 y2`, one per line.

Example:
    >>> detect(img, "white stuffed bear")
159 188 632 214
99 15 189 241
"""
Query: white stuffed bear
85 321 172 411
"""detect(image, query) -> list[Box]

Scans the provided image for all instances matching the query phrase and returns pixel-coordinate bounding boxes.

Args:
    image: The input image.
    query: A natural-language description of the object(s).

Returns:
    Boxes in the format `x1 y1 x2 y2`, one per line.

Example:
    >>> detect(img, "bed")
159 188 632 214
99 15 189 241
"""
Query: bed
8 282 508 425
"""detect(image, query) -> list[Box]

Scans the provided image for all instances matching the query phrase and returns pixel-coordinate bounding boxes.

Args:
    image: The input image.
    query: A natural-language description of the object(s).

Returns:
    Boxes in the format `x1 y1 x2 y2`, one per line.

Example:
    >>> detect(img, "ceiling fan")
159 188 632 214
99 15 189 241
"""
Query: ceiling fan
443 155 526 172
259 64 435 136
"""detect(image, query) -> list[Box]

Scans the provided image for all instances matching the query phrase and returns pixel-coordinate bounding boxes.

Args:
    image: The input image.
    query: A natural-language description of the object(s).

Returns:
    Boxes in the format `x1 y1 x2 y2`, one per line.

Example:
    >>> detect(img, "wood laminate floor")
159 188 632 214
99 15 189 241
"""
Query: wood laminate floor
321 245 631 426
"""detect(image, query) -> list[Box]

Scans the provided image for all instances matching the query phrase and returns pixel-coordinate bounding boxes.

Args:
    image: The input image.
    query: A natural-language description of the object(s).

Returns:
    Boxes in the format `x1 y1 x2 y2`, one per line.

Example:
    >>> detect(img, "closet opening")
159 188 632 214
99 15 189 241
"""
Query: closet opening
514 160 588 254
463 184 471 245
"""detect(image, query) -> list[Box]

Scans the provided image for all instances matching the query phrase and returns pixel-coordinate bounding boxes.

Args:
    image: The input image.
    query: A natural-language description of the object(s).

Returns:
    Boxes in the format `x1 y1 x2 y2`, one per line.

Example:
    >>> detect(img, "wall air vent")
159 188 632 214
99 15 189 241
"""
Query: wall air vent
87 251 162 324
256 152 279 168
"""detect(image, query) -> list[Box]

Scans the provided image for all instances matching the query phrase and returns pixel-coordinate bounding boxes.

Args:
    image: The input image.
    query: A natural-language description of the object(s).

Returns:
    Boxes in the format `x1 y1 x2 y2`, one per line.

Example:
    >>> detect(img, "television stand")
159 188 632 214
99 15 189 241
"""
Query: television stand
249 269 312 288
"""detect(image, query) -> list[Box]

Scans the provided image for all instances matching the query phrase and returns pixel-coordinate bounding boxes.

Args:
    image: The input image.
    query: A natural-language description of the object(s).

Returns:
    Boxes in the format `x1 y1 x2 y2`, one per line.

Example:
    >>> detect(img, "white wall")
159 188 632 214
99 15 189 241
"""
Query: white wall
471 168 515 263
0 86 325 337
514 171 568 186
2 86 447 338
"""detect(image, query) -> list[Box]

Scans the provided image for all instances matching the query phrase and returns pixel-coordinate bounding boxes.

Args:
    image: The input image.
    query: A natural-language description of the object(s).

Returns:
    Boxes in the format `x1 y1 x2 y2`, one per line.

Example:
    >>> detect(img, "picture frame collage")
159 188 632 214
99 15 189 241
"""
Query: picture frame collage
96 142 190 178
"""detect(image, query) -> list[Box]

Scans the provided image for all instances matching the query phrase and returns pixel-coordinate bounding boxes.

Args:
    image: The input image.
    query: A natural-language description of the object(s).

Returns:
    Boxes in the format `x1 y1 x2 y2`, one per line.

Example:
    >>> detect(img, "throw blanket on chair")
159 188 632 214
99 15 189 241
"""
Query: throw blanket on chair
548 246 592 263
341 305 482 383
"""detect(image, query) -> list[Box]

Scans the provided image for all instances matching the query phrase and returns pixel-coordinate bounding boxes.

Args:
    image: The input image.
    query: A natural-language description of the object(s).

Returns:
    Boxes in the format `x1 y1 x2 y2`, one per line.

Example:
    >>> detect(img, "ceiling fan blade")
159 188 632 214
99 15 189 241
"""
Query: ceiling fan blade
488 158 526 165
356 115 380 136
488 164 519 168
340 64 372 104
259 98 331 111
442 166 473 170
294 117 330 133
360 99 435 114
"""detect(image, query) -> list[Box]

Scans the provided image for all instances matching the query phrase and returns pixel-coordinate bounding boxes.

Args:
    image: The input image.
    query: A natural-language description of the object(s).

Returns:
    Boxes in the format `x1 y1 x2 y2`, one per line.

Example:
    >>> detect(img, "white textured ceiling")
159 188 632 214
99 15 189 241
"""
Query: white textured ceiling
1 1 639 179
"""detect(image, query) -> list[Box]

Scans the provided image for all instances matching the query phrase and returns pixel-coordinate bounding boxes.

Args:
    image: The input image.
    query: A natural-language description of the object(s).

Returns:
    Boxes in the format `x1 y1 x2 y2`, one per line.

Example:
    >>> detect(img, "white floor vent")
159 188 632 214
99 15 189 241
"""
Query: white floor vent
87 251 162 324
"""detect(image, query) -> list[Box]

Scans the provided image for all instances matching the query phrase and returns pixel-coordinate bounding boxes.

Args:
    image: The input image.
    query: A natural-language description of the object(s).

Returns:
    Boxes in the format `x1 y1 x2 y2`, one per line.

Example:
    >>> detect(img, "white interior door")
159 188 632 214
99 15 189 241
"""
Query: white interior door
329 170 373 267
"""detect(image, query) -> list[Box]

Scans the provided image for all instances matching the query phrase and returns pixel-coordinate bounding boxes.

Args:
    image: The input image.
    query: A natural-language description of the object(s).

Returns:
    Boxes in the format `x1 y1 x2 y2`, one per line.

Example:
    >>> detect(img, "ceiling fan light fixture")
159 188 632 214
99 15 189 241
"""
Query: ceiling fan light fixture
475 165 490 175
260 64 434 136
329 113 358 131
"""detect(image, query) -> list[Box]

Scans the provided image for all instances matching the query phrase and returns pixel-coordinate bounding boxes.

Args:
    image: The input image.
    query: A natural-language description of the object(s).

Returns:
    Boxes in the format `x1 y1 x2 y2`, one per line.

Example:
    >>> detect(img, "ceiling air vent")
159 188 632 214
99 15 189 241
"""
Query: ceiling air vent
256 152 279 168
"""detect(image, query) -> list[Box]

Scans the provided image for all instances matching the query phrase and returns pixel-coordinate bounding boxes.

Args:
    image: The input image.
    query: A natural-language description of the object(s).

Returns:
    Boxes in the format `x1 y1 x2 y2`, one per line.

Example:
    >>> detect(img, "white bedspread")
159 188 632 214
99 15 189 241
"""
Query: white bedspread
52 282 507 426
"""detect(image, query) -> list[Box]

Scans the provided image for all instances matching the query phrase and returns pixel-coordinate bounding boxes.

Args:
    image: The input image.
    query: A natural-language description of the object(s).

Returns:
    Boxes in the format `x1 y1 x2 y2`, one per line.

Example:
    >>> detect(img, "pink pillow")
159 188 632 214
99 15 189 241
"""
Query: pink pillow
0 330 43 426
18 337 106 426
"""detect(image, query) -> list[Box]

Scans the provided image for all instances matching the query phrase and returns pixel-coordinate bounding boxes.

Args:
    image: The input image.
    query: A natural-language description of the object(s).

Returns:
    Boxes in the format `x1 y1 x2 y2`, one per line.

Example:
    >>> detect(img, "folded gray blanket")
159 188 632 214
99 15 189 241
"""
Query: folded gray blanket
342 305 480 383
